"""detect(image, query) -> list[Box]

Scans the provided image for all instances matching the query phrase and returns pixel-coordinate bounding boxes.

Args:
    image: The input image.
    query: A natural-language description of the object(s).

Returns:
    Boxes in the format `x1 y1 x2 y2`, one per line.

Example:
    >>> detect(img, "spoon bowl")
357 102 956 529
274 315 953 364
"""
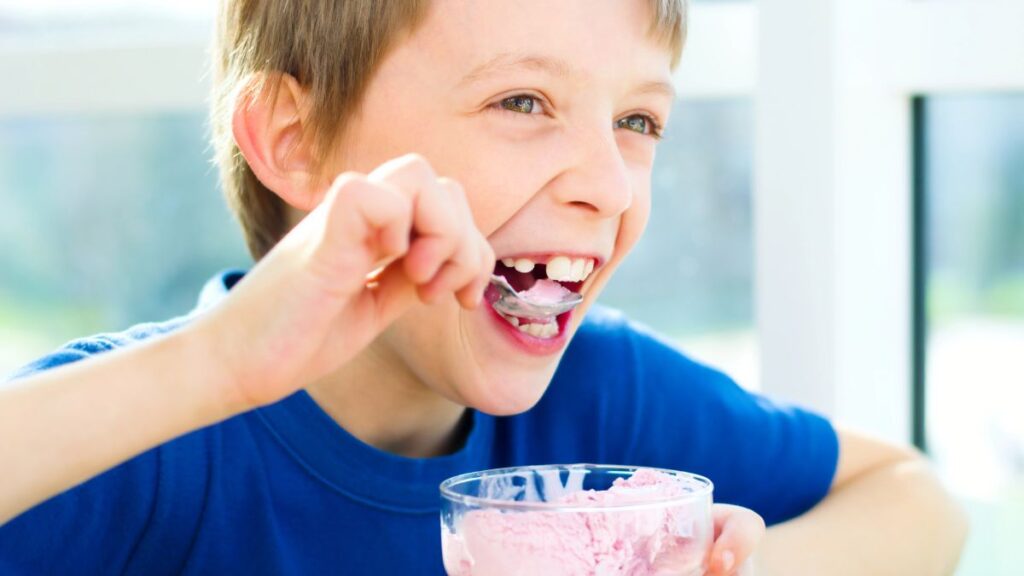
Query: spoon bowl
489 274 583 320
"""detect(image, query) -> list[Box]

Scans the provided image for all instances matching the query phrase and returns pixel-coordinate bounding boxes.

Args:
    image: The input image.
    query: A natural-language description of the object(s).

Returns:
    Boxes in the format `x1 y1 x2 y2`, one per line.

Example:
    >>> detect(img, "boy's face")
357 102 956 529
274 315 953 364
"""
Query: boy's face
325 0 675 414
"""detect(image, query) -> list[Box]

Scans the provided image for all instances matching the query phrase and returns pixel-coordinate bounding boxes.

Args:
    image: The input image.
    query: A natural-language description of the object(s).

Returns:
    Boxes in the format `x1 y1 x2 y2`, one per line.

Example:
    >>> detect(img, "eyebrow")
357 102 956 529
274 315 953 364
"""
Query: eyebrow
459 51 676 100
633 79 677 101
458 52 579 86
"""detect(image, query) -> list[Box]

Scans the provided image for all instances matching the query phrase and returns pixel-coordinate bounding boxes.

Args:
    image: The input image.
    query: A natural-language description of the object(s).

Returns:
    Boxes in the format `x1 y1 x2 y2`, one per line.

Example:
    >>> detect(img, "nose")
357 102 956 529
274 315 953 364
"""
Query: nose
549 126 633 218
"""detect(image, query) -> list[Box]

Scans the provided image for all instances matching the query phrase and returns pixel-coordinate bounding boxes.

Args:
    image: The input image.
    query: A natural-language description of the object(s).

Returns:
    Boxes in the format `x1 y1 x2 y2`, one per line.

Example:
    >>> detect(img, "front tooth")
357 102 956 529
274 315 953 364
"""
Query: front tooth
583 259 595 279
501 313 520 327
514 258 536 273
501 258 515 267
569 258 586 281
540 322 558 338
546 256 572 281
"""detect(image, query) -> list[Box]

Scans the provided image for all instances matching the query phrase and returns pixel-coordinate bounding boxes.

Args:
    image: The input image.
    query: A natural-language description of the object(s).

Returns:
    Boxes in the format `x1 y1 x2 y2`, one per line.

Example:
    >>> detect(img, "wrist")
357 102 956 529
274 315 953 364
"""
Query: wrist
181 310 258 418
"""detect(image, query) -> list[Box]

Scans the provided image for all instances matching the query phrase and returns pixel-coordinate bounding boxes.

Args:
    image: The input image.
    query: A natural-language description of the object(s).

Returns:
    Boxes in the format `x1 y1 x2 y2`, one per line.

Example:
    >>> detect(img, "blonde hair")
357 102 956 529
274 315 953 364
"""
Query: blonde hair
211 0 687 259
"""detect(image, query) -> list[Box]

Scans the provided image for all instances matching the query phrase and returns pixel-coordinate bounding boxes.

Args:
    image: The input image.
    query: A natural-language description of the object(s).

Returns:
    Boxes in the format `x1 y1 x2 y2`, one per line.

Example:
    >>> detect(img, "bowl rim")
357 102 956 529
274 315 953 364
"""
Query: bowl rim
439 463 714 512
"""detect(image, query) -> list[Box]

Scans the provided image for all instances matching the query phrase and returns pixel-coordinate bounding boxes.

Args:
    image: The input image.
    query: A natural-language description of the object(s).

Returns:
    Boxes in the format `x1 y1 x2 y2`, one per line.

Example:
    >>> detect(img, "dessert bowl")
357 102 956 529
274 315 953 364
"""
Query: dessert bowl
440 464 714 576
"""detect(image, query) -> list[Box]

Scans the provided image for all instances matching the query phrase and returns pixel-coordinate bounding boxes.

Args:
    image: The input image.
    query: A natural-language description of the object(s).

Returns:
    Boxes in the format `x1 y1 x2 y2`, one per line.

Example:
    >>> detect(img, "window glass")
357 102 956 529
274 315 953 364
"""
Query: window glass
0 112 250 374
920 93 1024 576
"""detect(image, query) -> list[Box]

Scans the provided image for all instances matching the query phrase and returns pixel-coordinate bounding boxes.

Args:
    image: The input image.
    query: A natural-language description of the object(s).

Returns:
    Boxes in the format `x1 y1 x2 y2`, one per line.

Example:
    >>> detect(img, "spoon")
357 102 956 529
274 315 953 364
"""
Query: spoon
488 274 583 320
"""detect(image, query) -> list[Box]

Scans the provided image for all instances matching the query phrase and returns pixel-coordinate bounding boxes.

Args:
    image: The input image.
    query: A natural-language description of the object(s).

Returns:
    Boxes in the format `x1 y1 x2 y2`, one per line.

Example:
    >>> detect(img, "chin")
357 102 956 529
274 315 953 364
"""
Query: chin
459 367 559 416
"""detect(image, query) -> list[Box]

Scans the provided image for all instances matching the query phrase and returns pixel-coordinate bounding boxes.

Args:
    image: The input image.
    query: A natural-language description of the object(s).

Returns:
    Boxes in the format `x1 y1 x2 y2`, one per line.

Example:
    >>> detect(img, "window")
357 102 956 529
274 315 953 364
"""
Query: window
0 1 234 375
756 3 1023 570
916 94 1024 575
0 113 250 374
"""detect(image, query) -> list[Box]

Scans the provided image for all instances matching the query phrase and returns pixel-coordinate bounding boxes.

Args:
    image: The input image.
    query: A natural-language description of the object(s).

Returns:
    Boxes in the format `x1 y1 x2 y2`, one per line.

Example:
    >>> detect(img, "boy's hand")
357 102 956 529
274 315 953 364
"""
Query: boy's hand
707 504 766 575
203 153 493 410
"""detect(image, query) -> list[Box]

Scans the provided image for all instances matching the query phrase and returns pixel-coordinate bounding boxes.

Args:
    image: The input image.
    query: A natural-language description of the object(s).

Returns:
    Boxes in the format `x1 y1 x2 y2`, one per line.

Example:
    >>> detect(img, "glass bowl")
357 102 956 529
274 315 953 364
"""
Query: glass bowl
440 464 713 576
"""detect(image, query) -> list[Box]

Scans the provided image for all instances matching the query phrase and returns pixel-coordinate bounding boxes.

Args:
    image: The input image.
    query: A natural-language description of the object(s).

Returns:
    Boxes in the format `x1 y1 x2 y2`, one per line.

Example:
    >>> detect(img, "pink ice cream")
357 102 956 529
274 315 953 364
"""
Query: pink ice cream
518 278 574 306
442 469 710 576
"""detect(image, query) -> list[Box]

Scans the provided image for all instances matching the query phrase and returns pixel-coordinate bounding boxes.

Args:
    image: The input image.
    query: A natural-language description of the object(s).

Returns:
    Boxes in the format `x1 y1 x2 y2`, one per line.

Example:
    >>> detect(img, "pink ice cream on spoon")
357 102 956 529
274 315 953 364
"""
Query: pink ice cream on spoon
517 278 575 306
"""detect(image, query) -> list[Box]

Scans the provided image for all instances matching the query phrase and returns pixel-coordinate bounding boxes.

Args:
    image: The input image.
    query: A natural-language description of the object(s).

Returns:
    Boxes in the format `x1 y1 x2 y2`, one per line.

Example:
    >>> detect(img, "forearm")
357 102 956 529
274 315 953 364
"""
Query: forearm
0 321 245 524
757 457 967 576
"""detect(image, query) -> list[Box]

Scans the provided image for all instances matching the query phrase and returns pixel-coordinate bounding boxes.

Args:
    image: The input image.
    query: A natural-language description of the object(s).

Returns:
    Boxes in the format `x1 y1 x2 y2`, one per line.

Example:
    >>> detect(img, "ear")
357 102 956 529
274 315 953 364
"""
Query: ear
231 72 322 211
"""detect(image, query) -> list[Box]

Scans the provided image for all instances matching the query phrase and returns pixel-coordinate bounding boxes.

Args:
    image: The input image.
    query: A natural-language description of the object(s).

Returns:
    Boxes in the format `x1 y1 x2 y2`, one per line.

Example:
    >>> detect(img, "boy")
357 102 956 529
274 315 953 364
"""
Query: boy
1 0 966 574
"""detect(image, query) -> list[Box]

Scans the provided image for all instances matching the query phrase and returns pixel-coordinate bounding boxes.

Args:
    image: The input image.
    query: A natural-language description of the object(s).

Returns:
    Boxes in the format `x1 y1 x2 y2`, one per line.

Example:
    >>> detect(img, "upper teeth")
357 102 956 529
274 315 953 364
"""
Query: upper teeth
513 259 535 273
500 256 596 282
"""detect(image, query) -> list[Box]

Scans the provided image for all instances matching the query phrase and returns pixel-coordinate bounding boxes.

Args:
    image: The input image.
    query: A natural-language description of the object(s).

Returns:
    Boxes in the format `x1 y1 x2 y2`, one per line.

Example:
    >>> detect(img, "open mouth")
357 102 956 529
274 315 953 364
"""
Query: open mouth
488 255 597 339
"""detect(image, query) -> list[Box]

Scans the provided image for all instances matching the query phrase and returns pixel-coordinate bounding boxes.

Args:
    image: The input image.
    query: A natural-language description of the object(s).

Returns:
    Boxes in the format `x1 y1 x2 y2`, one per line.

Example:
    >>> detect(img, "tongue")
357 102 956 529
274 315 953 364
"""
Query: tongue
517 279 573 306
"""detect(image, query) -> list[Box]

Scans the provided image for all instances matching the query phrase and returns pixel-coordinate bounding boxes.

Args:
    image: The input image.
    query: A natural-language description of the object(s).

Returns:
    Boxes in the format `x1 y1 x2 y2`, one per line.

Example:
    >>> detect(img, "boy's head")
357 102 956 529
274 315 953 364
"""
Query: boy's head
212 0 686 415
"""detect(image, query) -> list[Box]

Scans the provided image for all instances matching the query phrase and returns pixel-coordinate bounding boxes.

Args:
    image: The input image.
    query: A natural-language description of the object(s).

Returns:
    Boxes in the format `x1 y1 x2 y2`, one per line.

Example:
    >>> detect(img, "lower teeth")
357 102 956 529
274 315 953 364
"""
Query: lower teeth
520 321 557 338
497 310 558 338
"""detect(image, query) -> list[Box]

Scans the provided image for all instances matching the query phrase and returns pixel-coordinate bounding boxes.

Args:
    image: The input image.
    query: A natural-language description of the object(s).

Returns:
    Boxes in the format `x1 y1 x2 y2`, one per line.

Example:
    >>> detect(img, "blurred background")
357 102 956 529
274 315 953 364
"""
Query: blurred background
0 1 1020 574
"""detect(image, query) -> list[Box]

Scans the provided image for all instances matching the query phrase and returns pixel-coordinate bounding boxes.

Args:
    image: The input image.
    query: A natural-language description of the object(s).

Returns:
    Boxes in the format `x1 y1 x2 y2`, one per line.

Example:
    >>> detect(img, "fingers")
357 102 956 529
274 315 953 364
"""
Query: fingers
369 155 491 309
420 225 490 309
314 173 412 292
369 155 457 282
448 178 495 308
423 178 491 308
458 233 495 309
312 154 490 312
708 504 766 576
370 156 459 239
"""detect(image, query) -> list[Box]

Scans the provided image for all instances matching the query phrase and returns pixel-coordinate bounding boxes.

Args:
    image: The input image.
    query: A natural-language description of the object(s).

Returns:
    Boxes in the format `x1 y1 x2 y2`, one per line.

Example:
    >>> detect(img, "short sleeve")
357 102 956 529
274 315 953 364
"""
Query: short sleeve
620 322 839 525
0 341 159 575
4 337 114 383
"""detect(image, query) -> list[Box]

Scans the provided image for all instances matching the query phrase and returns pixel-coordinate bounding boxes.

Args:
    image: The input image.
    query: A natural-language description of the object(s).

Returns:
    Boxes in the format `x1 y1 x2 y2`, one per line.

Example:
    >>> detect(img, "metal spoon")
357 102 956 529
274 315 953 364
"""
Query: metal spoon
489 274 583 320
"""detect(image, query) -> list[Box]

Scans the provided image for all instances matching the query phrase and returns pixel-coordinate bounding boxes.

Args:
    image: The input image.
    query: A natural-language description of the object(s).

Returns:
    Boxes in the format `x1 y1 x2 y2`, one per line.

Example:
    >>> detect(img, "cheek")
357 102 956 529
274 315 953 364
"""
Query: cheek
431 127 573 236
617 174 653 256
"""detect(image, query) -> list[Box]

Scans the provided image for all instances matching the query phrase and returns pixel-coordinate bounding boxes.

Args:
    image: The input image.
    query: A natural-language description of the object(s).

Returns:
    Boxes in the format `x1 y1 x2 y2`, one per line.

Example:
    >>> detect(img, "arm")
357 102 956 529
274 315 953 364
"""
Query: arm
756 428 968 575
0 324 239 524
0 154 492 525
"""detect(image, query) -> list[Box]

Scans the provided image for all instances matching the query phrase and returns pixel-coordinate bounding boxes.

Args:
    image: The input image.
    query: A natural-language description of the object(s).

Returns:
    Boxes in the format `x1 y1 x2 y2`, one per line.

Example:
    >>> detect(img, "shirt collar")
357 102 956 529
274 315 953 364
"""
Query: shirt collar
196 269 247 310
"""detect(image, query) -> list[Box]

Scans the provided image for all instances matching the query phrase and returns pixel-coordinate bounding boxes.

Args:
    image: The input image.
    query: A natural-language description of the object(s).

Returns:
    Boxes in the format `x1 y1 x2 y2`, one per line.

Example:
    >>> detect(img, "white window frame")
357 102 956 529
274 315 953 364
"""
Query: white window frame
756 0 1024 444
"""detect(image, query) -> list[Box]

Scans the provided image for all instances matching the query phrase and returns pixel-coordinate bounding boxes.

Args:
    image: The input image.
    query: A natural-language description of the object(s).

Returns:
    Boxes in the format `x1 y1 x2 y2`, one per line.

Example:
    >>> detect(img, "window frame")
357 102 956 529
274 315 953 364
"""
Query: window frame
756 0 1024 444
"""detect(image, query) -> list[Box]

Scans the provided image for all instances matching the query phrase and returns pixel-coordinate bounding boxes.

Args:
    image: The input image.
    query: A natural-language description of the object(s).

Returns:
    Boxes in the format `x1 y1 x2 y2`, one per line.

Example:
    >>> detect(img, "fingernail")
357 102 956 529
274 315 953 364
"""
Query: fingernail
720 550 735 573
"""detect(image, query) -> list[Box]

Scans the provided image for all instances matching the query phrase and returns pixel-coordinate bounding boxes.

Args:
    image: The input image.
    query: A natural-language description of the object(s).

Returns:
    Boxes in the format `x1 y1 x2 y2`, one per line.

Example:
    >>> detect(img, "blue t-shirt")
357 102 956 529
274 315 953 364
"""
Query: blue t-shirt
0 271 838 575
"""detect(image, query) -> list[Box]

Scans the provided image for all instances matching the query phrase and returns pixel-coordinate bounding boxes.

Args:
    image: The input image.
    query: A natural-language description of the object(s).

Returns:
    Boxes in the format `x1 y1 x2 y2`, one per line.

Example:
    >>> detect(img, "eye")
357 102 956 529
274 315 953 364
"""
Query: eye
616 113 664 139
495 94 545 115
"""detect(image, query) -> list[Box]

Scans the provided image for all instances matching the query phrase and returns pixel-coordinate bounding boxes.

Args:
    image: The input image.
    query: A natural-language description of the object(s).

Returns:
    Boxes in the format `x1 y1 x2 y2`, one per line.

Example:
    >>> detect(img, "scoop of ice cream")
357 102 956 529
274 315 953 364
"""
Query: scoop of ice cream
442 469 708 576
517 278 574 306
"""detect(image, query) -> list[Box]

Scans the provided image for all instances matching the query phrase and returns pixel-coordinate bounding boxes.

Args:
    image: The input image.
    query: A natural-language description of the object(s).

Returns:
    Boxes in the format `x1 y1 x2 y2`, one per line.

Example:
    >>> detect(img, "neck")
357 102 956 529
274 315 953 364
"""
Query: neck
305 341 469 459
